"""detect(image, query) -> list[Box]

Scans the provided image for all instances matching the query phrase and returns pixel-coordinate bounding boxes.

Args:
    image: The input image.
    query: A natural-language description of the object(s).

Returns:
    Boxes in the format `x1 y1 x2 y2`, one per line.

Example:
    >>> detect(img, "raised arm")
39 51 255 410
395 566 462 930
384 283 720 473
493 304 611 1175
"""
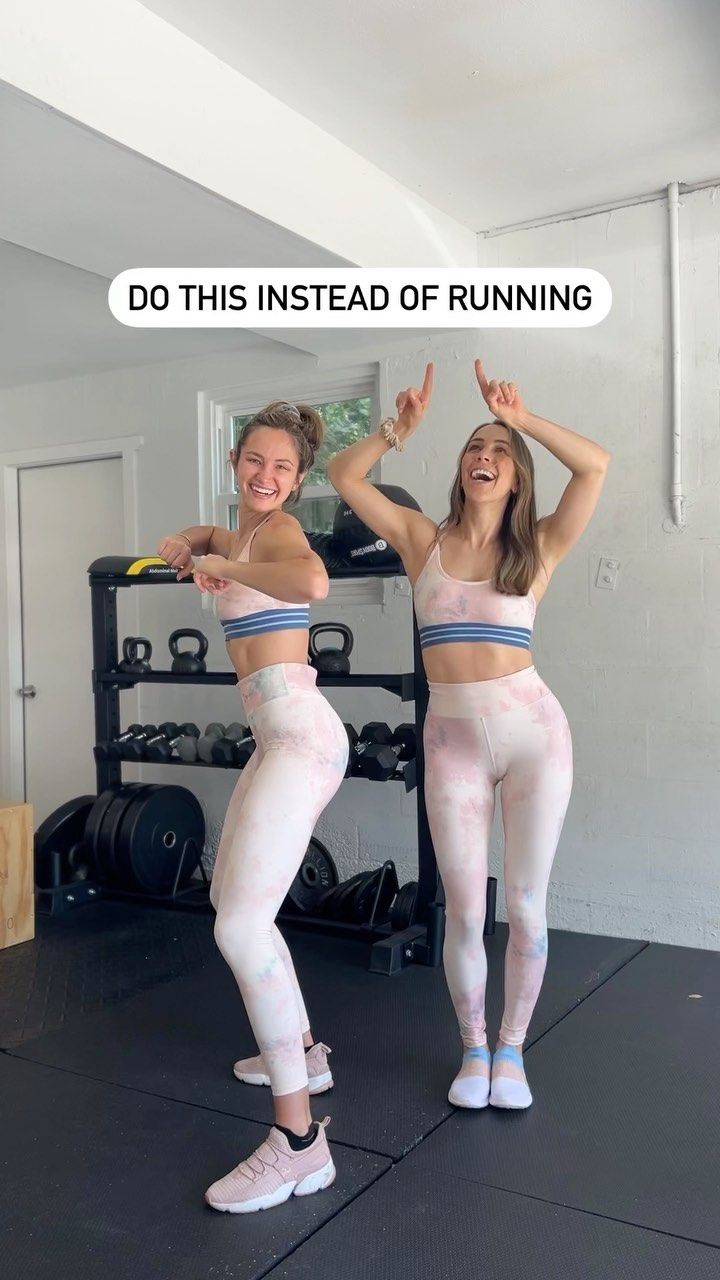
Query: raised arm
326 363 437 564
196 515 328 603
474 359 611 569
156 525 232 580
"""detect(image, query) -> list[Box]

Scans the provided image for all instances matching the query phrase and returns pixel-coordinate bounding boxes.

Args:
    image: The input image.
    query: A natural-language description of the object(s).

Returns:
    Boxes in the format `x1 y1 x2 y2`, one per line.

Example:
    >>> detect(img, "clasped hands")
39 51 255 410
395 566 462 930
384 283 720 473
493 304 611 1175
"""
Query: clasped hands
193 555 233 592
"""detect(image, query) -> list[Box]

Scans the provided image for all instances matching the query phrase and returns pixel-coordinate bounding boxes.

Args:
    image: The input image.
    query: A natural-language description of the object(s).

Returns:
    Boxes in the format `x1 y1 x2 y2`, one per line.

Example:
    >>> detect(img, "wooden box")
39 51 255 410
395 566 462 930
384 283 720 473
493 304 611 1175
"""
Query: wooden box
0 801 35 949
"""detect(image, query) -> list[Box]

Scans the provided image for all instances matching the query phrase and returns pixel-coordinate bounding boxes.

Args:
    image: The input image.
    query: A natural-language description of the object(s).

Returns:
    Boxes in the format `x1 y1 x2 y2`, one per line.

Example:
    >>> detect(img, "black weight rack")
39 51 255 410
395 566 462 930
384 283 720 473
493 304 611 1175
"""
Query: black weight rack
88 555 496 973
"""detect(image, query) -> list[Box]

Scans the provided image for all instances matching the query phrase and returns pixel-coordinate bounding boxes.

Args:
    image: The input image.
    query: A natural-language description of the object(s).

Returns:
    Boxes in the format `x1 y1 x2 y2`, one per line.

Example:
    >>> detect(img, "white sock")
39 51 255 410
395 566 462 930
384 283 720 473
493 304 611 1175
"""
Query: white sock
490 1046 532 1109
448 1045 491 1108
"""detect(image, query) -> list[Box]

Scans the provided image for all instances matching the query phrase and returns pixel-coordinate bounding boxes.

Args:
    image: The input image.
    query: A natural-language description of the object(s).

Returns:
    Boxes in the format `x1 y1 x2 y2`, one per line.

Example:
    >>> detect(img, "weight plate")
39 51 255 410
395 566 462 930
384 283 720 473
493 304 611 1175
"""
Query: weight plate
349 861 399 924
317 871 366 922
391 880 418 931
66 841 91 882
95 784 146 885
284 838 338 914
120 785 205 895
34 795 96 888
112 784 167 891
347 870 381 923
84 789 119 875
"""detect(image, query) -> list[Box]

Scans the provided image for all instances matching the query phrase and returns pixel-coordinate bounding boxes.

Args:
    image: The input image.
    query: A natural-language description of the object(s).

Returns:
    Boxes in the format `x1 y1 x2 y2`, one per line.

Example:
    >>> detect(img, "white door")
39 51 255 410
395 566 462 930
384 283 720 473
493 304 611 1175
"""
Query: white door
19 458 127 825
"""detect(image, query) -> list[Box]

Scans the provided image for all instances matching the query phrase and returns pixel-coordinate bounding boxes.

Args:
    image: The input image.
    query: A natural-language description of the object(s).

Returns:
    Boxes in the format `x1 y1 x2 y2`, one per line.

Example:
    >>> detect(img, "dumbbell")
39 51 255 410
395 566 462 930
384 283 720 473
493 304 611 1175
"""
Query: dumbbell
145 723 200 762
354 723 417 781
197 722 229 763
94 723 144 762
212 725 256 767
103 724 158 761
391 723 416 761
122 721 179 761
350 722 394 777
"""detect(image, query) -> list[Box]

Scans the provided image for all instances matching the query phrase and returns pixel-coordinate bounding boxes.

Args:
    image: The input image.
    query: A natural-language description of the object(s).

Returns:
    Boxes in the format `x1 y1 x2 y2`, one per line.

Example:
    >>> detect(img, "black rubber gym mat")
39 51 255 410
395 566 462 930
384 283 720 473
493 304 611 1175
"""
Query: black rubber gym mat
0 1054 390 1280
264 1162 720 1280
397 943 720 1246
12 925 643 1159
0 901 216 1048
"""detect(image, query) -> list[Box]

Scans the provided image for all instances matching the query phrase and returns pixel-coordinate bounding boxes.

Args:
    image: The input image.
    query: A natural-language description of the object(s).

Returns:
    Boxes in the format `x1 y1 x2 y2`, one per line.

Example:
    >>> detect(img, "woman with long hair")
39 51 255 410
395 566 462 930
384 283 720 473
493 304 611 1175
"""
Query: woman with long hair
327 361 609 1110
157 401 348 1211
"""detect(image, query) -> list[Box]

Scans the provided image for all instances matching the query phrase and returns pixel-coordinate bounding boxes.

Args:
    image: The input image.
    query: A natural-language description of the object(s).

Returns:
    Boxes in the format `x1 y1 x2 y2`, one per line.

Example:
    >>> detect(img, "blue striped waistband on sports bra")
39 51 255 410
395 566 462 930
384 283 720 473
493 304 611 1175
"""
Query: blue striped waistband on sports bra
220 607 310 640
419 622 532 650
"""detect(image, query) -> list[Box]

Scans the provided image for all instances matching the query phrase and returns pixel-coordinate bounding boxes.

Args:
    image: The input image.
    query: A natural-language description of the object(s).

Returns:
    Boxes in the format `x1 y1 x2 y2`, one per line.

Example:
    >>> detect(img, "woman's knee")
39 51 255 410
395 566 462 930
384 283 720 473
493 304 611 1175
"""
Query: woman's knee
505 896 548 958
445 897 487 943
214 909 271 974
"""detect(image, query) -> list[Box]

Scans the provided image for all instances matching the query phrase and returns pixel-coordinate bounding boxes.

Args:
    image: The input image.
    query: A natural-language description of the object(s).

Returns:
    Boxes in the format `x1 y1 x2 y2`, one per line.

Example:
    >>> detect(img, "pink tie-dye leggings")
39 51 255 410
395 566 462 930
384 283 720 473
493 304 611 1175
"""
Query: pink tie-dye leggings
423 666 573 1048
211 663 349 1096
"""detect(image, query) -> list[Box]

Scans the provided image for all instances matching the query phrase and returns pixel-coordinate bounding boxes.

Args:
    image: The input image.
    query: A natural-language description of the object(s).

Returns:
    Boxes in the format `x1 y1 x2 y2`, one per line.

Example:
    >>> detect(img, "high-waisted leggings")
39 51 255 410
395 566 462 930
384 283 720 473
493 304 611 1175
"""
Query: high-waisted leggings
211 663 348 1096
424 665 573 1048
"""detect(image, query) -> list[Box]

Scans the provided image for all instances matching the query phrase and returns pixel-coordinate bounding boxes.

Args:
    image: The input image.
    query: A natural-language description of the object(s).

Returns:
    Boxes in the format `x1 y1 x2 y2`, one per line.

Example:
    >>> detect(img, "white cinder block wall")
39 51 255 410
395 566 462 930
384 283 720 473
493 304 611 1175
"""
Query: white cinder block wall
0 187 717 948
474 188 720 950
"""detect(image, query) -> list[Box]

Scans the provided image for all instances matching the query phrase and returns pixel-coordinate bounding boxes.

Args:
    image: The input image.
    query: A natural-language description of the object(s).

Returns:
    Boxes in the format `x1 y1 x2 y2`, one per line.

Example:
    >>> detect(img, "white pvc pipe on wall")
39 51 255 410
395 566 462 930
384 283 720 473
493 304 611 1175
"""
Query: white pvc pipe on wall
667 181 686 530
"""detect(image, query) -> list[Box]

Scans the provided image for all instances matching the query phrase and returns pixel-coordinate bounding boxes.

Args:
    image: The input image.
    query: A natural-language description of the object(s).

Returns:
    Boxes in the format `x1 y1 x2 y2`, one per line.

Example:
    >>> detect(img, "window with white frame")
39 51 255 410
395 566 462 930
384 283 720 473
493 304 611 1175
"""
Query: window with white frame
203 369 388 605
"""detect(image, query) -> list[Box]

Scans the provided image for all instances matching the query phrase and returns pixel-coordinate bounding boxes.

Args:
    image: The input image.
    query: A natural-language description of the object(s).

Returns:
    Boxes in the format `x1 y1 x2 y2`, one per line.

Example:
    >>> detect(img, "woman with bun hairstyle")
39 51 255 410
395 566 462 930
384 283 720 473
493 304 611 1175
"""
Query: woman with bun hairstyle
327 362 609 1111
157 402 348 1213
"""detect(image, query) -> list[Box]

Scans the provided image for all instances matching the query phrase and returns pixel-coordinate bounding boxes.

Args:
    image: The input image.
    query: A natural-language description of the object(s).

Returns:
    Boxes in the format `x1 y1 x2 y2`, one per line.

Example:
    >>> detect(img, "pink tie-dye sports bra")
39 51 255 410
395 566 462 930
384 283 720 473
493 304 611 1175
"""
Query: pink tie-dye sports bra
413 540 536 651
215 514 310 641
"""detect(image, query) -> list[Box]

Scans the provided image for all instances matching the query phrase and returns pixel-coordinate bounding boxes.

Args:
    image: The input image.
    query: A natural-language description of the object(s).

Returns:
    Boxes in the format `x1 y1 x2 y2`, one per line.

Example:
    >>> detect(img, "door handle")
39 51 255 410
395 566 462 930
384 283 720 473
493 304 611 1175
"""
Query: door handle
18 685 37 698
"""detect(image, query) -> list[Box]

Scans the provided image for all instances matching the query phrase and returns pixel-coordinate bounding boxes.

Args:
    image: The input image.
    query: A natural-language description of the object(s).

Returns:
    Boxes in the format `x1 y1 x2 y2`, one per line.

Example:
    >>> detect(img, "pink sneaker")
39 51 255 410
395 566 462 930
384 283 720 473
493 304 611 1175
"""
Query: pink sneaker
205 1118 335 1213
232 1042 333 1095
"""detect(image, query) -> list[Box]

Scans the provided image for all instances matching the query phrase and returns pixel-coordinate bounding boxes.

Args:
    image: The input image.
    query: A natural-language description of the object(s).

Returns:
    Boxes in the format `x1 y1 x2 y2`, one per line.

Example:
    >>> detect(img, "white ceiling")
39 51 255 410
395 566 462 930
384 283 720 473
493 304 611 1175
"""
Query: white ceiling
0 81 346 279
0 82 346 388
140 0 720 229
3 1 719 389
0 82 444 387
0 241 265 389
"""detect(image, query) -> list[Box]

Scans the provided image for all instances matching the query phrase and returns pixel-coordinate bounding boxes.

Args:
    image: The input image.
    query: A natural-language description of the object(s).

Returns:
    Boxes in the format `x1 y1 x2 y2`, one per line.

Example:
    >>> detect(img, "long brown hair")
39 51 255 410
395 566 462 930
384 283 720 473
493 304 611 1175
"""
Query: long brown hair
435 421 542 595
233 401 325 506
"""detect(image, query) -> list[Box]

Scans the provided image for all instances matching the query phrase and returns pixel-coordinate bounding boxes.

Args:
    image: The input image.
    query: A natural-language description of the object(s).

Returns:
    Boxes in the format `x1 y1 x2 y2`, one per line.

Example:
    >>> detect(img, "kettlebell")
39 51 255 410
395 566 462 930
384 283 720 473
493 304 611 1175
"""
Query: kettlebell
169 628 208 674
308 623 354 676
118 636 152 675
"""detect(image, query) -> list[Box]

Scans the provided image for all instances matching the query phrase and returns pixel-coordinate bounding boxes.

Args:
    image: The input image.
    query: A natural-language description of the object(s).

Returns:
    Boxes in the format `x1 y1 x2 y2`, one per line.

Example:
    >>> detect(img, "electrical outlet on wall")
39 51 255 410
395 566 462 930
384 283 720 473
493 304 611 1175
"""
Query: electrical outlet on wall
595 557 620 590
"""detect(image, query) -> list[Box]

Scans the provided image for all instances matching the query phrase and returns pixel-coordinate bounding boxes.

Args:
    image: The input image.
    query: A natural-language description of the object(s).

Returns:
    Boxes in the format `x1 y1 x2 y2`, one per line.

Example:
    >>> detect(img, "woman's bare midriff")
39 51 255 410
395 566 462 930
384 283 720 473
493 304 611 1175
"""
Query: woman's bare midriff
420 643 535 684
405 532 550 686
225 631 311 682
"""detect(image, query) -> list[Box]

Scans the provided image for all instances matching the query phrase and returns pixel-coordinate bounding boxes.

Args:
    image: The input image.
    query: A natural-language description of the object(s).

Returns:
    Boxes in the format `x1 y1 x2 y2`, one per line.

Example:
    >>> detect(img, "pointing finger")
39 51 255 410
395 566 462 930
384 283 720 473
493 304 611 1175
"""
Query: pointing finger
474 358 490 395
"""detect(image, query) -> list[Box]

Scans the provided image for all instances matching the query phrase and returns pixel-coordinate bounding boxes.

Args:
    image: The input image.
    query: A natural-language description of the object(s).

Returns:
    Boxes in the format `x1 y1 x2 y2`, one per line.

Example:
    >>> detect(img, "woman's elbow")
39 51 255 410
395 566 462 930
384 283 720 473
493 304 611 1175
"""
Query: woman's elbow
326 454 352 495
308 566 330 600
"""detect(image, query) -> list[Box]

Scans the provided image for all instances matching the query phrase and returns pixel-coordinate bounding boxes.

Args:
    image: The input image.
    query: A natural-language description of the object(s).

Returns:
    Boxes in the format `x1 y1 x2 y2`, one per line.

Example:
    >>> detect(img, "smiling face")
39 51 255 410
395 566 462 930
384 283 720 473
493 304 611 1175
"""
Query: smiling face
461 423 518 506
236 426 304 512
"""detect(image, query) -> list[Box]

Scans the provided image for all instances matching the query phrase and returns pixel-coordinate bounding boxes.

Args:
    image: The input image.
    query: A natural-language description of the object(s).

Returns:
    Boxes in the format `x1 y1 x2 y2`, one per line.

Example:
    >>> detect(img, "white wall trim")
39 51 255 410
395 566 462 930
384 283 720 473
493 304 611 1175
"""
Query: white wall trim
0 434 143 803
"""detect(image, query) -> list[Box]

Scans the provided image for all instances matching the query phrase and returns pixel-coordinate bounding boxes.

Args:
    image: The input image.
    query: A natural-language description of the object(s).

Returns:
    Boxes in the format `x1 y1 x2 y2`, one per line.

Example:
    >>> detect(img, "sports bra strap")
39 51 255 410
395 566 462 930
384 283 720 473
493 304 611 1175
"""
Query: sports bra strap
238 513 275 561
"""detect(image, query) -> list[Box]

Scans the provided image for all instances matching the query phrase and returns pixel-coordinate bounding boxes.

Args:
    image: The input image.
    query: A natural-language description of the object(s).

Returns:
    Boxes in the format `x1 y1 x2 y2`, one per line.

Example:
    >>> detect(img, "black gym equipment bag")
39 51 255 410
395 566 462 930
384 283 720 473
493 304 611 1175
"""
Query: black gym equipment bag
303 485 421 574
